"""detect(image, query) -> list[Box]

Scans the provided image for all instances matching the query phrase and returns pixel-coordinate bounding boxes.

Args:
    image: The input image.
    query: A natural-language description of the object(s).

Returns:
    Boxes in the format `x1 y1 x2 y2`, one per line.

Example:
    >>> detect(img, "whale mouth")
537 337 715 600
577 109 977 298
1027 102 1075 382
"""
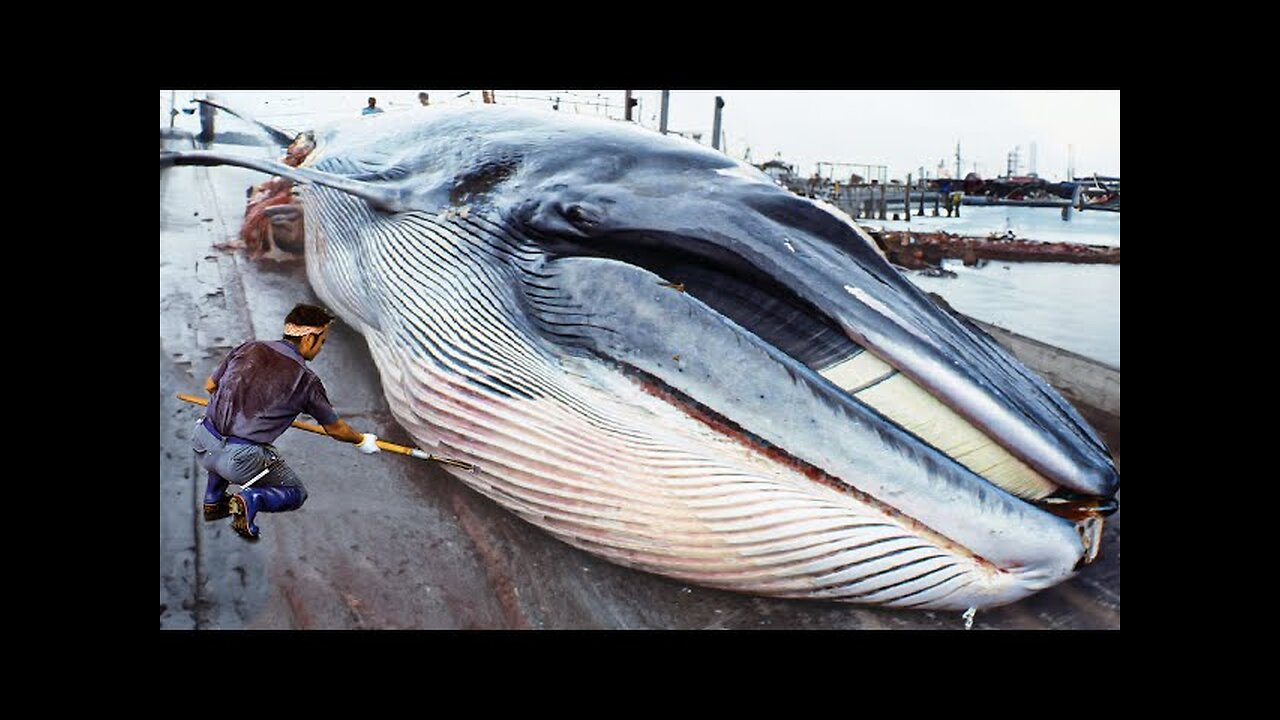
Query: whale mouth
534 219 1118 566
608 348 1115 571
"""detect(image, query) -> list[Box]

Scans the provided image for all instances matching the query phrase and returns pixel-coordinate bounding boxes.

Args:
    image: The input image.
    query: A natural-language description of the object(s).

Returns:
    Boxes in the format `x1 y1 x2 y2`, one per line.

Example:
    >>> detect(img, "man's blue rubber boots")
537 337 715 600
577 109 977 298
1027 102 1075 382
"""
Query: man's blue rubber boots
203 472 232 521
228 486 307 541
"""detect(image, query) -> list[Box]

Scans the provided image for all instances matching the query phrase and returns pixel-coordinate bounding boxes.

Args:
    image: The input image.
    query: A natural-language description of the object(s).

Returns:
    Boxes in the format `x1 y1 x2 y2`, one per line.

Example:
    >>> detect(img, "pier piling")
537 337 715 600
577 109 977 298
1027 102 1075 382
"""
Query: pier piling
711 96 724 151
905 175 911 223
198 97 216 144
1063 182 1083 221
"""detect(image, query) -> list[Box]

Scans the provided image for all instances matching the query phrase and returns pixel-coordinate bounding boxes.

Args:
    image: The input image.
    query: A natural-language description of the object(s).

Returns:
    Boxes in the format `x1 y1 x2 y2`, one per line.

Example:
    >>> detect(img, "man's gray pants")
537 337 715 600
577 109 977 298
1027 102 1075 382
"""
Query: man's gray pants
192 419 307 504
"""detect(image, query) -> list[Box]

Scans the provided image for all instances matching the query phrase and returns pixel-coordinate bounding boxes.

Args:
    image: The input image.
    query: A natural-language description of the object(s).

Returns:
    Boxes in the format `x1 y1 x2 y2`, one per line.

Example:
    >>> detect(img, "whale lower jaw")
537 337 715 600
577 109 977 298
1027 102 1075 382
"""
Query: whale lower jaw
361 328 1065 611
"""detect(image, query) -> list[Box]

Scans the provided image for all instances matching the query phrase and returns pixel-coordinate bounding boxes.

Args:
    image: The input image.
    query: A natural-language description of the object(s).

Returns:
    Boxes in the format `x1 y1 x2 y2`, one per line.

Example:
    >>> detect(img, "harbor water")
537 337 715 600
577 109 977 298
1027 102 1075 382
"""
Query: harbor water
874 205 1119 368
873 203 1120 248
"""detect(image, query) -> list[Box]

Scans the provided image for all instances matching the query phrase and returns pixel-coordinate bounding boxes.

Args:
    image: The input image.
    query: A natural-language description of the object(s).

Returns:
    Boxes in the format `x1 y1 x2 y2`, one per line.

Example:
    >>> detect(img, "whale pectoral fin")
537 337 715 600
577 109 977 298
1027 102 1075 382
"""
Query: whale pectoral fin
350 165 413 183
191 98 297 147
160 150 408 213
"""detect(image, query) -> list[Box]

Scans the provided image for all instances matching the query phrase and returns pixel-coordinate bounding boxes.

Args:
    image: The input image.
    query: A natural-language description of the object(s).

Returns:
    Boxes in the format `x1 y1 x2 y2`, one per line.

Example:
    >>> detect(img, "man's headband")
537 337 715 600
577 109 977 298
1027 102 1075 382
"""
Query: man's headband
284 322 330 337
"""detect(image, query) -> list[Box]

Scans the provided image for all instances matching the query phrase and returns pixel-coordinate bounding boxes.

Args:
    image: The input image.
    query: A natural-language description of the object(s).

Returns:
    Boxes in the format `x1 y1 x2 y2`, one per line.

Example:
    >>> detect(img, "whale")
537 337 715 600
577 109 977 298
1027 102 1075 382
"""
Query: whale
161 104 1119 610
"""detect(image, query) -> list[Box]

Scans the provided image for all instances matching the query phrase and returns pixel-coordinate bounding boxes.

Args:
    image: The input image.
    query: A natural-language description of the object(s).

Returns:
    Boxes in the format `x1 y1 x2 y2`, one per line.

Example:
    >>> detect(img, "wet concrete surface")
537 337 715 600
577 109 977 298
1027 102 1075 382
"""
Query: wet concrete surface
160 130 1120 630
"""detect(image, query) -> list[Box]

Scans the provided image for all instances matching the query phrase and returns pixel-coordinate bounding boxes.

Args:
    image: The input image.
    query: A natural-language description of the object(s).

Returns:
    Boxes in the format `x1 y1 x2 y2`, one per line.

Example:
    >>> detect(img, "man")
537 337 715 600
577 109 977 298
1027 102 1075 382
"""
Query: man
418 91 430 107
362 97 384 116
193 303 381 541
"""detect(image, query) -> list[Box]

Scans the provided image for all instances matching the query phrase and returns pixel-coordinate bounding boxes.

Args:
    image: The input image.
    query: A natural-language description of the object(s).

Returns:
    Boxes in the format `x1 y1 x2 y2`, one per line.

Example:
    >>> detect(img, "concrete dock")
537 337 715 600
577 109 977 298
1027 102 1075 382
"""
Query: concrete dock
160 130 1120 630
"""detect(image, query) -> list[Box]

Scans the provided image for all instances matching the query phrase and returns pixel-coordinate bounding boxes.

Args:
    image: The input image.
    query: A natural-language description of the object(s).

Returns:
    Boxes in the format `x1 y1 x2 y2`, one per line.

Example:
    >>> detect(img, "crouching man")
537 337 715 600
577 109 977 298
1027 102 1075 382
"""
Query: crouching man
193 303 380 541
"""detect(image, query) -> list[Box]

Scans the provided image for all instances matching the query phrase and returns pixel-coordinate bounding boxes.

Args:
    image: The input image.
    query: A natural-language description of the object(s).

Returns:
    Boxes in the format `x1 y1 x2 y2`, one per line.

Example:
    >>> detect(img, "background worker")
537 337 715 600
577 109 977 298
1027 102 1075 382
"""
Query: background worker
193 303 381 541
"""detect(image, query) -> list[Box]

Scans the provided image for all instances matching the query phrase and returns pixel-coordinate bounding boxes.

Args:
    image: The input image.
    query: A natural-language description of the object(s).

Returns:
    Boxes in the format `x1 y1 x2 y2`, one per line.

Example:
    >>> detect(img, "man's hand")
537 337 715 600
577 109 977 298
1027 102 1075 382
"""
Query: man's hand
356 433 381 454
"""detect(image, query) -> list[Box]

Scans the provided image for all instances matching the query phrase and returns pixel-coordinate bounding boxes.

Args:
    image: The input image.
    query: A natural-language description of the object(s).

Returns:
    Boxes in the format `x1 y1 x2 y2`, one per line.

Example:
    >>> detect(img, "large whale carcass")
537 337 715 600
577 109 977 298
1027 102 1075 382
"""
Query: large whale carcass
161 104 1119 611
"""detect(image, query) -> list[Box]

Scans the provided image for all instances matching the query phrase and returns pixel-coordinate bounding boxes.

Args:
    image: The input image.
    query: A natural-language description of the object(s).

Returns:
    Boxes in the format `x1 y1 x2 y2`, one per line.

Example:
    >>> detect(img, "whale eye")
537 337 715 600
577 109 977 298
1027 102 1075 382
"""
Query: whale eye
563 203 598 226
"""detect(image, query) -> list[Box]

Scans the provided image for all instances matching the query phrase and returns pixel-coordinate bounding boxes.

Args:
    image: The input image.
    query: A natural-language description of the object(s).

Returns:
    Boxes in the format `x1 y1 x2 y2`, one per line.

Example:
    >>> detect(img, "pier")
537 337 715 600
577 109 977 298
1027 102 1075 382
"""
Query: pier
759 159 1119 220
868 229 1120 271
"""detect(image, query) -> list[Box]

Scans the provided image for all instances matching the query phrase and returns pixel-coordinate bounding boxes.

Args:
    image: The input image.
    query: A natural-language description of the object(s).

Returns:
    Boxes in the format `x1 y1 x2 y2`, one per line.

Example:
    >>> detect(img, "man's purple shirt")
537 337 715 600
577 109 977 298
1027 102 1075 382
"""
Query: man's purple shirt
206 340 339 444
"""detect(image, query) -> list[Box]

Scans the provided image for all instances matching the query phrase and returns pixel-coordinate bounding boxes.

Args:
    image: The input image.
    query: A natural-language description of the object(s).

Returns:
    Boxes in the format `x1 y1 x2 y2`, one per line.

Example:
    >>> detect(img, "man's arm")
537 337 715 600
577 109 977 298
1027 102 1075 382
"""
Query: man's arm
322 418 381 454
310 378 379 454
206 345 237 395
321 418 365 444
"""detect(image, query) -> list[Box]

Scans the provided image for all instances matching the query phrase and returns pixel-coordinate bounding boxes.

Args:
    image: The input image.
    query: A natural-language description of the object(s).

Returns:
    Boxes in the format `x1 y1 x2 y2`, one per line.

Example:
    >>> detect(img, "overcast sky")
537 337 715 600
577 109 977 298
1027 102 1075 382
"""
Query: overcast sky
167 89 1119 182
457 90 1119 182
620 90 1119 182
